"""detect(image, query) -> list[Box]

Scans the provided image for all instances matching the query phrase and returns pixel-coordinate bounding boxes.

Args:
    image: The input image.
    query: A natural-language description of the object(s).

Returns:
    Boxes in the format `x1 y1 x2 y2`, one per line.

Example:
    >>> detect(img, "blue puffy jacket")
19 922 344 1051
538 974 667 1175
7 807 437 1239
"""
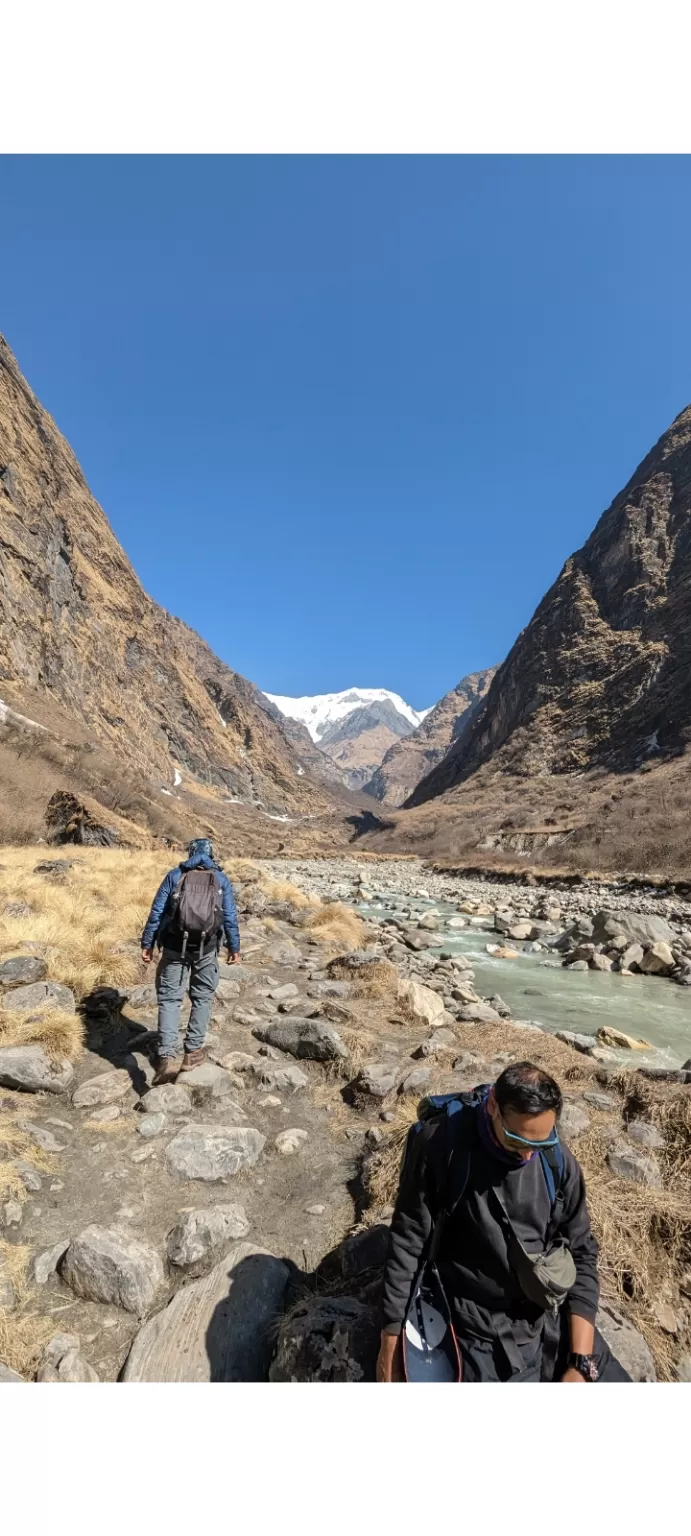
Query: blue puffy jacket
141 852 240 954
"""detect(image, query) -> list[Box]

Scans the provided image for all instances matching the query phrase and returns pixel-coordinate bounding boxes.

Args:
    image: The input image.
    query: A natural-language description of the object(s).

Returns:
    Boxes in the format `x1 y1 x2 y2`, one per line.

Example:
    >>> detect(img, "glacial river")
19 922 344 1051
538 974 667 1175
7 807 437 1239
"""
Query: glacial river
358 895 691 1069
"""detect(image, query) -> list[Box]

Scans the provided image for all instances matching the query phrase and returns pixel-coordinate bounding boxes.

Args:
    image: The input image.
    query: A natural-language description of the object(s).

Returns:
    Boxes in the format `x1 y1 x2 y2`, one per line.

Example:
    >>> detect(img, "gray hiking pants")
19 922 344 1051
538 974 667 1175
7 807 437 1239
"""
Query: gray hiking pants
156 947 219 1058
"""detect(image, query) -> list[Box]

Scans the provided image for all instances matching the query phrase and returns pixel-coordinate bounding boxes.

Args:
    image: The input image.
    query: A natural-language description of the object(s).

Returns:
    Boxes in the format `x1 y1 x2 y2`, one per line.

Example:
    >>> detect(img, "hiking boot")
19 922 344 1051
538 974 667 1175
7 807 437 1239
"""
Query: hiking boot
180 1048 207 1071
152 1056 181 1085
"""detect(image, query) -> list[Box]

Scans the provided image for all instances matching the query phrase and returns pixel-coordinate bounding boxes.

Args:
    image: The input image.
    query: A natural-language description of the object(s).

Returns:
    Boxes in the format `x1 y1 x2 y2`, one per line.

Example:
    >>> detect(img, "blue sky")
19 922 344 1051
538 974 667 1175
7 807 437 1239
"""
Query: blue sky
1 155 691 711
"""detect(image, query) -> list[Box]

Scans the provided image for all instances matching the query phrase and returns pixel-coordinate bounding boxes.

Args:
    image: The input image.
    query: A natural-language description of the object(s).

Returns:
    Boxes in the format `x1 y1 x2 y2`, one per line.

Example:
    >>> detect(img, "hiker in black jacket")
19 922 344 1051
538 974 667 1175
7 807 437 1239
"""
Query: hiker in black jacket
377 1062 630 1382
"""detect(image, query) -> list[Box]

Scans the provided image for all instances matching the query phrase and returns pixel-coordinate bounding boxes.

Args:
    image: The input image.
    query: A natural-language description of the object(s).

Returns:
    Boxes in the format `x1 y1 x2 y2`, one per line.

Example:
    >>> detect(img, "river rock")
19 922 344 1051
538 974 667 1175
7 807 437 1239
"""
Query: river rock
556 1031 595 1054
607 1143 662 1189
270 1294 380 1382
456 1002 502 1024
397 978 447 1028
166 1205 250 1268
72 1069 132 1108
275 1127 308 1155
1 980 76 1013
620 943 645 972
0 1044 75 1095
165 1125 265 1181
639 942 675 975
61 1225 165 1313
507 922 535 941
417 912 440 930
140 1084 192 1115
0 956 48 988
252 1019 348 1061
597 1026 650 1051
592 911 677 949
122 1243 290 1381
589 952 613 972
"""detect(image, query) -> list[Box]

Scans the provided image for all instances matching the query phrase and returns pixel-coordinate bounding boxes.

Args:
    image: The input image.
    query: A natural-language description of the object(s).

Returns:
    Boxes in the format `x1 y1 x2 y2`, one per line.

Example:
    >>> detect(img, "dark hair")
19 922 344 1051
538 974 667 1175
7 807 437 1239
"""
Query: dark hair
494 1062 563 1118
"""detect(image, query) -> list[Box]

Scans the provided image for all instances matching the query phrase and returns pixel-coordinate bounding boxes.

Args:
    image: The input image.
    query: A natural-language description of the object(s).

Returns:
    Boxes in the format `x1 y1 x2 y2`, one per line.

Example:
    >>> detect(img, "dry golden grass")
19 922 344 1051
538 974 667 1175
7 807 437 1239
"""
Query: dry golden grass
0 1006 85 1060
0 1115 53 1201
0 845 172 1017
327 951 400 1000
0 1242 55 1377
303 902 366 950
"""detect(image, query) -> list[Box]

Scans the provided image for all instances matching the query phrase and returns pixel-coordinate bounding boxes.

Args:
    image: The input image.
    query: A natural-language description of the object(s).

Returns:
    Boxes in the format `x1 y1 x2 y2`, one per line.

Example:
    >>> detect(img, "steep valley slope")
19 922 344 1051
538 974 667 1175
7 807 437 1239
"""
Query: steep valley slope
0 336 355 854
360 407 691 878
363 668 496 806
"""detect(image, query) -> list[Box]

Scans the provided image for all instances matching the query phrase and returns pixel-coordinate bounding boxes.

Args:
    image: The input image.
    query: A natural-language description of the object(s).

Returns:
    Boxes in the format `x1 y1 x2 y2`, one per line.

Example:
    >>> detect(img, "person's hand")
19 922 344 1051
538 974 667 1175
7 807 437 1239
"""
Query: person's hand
141 947 153 965
376 1333 401 1382
227 950 240 966
561 1367 586 1382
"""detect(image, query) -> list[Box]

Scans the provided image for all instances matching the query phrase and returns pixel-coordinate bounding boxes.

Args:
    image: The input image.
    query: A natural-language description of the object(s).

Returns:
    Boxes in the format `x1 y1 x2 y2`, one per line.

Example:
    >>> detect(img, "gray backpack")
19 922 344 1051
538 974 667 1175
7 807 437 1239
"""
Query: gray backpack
171 869 223 957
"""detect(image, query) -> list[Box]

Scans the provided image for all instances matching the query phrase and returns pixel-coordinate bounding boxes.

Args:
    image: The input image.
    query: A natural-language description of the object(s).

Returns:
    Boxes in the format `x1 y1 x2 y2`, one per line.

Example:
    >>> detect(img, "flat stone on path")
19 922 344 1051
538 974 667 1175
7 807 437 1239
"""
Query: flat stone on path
137 1112 167 1138
72 1069 132 1108
253 1019 348 1062
165 1125 265 1182
269 983 299 1001
166 1205 250 1267
179 1062 236 1101
121 1243 290 1381
0 956 48 988
140 1084 192 1116
61 1224 165 1314
17 1120 65 1153
275 1128 308 1155
0 1044 75 1095
355 1063 398 1099
33 1239 70 1285
398 1067 431 1095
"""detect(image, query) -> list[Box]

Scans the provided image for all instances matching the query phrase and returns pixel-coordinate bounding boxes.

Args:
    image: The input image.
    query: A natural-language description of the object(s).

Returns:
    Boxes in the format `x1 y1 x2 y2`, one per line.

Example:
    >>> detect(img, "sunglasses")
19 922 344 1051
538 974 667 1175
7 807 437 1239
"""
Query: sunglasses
497 1112 560 1151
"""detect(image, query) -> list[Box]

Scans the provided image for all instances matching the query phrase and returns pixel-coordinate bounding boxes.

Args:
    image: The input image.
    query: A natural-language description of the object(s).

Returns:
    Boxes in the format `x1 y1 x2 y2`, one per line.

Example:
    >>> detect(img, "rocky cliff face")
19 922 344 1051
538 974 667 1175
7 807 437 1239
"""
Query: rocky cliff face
0 336 340 829
409 407 691 806
363 669 496 806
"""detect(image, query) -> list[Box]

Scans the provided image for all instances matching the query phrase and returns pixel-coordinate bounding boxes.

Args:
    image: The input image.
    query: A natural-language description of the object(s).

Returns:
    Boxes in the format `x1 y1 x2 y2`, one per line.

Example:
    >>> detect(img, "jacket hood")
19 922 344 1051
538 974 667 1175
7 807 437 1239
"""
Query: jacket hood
179 853 219 872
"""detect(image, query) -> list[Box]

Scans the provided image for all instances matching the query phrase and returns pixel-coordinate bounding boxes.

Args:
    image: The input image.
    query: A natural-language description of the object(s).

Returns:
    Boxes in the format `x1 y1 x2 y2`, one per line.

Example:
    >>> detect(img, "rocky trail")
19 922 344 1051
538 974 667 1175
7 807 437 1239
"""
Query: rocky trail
1 855 690 1383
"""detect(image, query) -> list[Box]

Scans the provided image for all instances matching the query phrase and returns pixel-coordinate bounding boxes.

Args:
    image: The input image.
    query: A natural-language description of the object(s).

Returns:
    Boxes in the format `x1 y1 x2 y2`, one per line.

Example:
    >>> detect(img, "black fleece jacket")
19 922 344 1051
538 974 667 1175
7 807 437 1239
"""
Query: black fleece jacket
381 1109 599 1342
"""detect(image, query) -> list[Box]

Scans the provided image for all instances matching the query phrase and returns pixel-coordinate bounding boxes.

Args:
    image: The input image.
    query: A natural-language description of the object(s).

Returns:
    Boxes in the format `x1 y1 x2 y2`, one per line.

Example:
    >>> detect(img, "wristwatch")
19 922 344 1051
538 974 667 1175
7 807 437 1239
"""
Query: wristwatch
568 1352 599 1381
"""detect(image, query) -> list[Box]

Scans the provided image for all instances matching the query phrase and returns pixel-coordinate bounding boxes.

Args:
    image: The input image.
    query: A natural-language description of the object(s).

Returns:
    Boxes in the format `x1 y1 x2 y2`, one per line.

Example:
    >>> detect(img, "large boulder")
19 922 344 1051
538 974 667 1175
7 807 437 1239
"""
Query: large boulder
0 956 48 988
1 980 76 1013
61 1225 165 1314
397 978 447 1029
121 1243 290 1381
270 1295 380 1382
165 1125 265 1182
597 1026 650 1051
166 1205 250 1269
639 942 675 976
252 1019 348 1062
0 1044 75 1095
596 1301 656 1382
591 911 677 949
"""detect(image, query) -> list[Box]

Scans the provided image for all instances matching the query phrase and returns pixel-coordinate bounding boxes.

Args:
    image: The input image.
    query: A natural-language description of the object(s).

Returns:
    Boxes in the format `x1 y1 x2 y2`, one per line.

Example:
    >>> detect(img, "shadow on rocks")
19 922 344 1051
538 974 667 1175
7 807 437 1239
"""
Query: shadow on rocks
267 1225 390 1383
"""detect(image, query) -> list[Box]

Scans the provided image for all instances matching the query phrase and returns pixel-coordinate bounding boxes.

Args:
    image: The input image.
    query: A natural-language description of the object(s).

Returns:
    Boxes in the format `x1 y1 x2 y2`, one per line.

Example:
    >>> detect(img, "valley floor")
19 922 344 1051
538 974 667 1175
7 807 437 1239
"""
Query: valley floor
0 849 689 1382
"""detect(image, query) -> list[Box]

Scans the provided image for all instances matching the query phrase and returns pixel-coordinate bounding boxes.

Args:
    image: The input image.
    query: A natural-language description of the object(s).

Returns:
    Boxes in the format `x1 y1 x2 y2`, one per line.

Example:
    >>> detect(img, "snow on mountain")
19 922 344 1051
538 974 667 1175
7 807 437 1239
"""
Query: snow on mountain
264 687 430 743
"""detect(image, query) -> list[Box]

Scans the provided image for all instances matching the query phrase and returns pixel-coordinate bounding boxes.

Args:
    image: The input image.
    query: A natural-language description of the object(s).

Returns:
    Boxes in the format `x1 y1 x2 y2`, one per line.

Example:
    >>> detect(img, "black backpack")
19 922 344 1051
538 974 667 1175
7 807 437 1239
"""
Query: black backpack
170 868 224 957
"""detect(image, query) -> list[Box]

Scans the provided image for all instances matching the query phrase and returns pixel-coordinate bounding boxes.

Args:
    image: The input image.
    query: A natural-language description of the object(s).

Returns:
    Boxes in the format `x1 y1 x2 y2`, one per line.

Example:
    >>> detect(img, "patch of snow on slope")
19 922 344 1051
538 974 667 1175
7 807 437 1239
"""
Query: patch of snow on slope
263 687 430 742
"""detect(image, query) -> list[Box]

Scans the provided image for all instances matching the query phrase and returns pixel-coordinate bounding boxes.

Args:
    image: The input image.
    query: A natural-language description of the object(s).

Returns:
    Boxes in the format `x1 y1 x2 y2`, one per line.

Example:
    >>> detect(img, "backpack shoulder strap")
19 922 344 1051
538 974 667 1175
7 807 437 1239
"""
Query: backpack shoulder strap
428 1102 474 1263
539 1140 567 1232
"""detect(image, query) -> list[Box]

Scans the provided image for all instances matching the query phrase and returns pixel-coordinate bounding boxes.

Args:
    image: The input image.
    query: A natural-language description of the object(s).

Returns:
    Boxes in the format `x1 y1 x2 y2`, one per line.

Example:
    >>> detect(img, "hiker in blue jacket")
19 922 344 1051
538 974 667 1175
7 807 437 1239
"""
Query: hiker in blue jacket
141 838 240 1084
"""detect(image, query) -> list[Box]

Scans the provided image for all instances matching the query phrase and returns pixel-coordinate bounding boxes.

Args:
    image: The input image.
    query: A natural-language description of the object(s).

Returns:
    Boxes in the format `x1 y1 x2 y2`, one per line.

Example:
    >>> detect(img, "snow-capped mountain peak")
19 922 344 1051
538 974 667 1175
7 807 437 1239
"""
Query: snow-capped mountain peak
264 687 429 743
